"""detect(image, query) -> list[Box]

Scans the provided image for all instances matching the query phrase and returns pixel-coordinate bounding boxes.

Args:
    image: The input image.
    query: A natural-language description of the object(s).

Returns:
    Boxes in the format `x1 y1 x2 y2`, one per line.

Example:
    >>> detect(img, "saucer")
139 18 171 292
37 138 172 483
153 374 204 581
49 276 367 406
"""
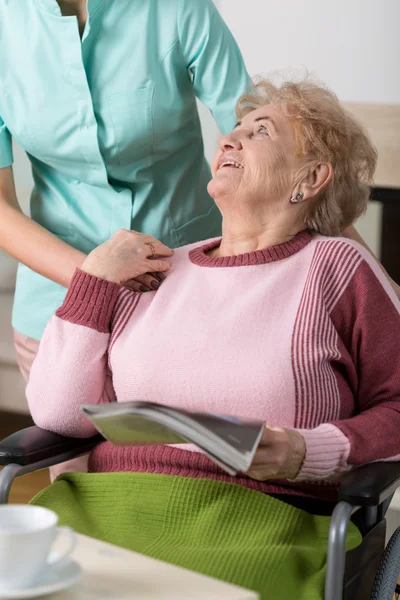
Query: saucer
0 553 82 599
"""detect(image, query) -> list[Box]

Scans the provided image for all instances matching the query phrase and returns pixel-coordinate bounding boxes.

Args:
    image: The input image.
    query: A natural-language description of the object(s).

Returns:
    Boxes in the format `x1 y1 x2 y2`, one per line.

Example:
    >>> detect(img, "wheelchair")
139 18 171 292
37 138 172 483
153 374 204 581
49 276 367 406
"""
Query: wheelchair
1 427 400 600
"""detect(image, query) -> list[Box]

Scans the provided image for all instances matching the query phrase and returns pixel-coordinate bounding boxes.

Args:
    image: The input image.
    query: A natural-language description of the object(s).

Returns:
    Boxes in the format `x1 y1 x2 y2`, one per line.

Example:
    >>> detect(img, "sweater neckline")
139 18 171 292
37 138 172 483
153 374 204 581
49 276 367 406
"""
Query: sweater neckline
189 230 312 268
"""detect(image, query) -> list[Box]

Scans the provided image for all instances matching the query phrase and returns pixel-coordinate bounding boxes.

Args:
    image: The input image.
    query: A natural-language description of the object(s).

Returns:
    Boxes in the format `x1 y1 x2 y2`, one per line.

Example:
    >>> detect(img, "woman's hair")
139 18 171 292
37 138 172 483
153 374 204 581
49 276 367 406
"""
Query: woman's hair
236 78 378 235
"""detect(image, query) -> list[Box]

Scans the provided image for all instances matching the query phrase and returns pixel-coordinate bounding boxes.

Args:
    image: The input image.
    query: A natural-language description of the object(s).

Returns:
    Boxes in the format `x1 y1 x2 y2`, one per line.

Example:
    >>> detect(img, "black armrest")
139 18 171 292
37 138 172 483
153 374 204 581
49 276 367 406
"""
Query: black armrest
0 426 103 467
339 462 400 506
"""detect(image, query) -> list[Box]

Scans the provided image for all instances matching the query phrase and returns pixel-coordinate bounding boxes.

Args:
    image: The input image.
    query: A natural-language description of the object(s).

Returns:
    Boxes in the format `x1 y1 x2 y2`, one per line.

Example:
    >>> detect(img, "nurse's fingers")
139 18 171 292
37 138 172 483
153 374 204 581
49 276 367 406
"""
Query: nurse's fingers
142 236 174 258
146 258 172 273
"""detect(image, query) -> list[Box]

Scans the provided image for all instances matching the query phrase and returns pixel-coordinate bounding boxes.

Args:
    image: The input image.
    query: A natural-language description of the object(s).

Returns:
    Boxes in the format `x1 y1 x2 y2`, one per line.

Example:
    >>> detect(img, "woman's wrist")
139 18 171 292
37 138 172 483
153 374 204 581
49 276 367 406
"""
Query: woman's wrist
294 424 350 481
56 269 121 333
285 429 306 479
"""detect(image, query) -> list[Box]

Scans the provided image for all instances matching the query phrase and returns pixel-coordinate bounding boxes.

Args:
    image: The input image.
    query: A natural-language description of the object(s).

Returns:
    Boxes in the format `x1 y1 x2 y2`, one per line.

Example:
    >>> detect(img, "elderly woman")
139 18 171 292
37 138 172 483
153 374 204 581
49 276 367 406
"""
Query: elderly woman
27 79 400 599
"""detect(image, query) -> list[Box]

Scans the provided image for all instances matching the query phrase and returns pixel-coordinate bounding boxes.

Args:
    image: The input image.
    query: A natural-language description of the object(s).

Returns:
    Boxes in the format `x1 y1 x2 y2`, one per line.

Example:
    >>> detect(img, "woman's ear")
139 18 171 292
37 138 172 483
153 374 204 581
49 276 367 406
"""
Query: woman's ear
299 162 333 200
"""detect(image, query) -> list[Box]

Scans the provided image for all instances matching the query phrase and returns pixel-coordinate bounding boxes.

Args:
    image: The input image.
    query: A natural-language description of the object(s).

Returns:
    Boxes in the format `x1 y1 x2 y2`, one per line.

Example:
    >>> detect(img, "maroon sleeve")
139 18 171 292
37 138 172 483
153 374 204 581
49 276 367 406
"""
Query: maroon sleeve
330 259 400 465
56 269 121 333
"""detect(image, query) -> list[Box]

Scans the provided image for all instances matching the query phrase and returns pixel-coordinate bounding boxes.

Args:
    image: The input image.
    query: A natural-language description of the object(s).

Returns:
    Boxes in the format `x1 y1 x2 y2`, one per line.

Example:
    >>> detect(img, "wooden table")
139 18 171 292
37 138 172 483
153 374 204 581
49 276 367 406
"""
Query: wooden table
49 534 259 599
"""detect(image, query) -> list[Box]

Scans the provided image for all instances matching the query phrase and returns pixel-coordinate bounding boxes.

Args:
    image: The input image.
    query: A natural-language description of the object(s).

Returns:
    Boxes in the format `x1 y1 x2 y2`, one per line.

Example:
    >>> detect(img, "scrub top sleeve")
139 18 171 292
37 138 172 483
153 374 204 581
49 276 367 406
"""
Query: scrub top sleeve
0 115 13 168
177 0 252 135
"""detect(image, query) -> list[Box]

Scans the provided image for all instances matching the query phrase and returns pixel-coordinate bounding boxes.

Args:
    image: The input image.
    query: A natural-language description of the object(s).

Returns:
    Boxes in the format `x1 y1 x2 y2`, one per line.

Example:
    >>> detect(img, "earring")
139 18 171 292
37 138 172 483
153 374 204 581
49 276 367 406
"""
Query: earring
290 192 304 204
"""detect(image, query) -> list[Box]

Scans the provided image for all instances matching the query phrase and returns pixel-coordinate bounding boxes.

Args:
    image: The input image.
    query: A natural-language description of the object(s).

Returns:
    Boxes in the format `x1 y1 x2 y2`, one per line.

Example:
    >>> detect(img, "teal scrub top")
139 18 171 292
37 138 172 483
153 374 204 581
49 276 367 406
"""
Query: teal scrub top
0 0 251 340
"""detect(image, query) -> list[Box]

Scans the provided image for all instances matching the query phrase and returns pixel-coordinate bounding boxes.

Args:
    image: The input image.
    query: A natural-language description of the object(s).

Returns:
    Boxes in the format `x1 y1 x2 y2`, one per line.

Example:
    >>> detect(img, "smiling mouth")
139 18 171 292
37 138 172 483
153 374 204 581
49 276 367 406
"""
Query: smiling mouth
219 160 244 170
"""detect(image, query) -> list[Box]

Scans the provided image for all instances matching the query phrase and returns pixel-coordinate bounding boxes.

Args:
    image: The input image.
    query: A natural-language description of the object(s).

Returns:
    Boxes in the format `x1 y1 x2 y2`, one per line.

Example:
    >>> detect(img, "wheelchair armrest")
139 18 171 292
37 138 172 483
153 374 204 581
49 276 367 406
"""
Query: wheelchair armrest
338 462 400 507
0 426 103 467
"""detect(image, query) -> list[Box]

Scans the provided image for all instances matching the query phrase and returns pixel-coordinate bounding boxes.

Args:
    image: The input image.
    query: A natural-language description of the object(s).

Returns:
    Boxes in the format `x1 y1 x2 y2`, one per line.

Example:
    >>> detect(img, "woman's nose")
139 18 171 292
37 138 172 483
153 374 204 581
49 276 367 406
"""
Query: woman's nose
220 133 243 152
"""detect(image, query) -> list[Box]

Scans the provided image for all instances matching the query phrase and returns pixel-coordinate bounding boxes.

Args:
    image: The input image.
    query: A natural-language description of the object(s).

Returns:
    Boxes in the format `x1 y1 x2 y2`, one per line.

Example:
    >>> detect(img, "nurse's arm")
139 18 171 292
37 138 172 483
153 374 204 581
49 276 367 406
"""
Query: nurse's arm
178 0 252 135
343 224 400 300
0 165 86 287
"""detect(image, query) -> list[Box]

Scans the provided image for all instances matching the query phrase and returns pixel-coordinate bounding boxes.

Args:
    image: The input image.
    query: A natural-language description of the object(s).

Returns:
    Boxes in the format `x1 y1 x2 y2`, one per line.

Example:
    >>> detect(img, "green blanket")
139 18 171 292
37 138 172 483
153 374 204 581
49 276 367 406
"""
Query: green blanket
31 473 361 599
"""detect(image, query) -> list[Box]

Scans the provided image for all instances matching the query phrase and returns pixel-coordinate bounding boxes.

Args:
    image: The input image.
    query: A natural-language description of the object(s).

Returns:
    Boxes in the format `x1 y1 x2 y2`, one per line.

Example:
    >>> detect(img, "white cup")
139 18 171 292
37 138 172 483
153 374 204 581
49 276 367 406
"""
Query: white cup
0 505 76 591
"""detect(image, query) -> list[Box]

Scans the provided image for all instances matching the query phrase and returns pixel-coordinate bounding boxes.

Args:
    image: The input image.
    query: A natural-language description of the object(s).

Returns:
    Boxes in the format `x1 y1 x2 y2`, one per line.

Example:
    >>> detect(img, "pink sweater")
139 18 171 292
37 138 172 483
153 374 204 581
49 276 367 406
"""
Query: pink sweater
26 231 400 500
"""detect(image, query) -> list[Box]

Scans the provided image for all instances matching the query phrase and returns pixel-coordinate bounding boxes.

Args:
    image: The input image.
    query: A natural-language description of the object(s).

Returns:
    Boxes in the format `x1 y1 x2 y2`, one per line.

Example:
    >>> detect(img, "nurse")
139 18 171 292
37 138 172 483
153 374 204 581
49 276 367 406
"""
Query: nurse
0 0 250 367
0 0 250 475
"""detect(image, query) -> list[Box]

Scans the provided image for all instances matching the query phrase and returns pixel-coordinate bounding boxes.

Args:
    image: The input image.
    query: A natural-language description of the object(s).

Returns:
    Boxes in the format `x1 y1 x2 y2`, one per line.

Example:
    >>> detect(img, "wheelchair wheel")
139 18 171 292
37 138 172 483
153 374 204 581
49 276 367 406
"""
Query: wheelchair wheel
370 526 400 600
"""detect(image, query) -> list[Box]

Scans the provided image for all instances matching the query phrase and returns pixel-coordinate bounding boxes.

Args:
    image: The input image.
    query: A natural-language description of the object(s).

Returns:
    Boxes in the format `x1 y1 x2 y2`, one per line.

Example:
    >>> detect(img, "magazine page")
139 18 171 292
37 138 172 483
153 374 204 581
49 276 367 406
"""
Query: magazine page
82 410 187 445
155 406 265 457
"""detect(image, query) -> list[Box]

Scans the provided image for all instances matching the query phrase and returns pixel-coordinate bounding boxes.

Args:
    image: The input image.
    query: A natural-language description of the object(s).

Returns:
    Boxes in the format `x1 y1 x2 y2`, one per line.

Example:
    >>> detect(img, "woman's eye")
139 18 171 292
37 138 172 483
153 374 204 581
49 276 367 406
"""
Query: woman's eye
256 125 269 135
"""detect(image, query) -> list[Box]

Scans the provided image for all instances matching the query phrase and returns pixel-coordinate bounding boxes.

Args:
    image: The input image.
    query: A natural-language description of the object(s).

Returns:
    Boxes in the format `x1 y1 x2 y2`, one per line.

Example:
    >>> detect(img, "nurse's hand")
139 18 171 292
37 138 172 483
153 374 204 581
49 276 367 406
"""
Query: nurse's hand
245 426 306 481
81 229 174 292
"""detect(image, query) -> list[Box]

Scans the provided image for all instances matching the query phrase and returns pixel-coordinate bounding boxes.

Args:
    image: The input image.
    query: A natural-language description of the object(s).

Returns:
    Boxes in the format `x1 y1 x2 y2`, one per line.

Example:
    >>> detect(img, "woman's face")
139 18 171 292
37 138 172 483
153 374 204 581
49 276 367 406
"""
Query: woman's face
208 104 300 210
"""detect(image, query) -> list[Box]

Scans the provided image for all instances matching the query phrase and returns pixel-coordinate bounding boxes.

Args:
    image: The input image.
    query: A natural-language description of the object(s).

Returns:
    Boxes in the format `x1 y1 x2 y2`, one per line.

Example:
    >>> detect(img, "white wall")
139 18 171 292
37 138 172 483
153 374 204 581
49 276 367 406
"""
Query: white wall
12 142 33 216
219 0 400 104
0 144 32 290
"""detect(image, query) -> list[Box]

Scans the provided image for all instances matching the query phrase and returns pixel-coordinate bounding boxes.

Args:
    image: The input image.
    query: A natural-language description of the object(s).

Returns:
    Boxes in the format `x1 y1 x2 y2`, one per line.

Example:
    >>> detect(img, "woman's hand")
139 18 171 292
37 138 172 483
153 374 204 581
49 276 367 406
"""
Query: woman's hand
245 426 306 481
81 229 174 292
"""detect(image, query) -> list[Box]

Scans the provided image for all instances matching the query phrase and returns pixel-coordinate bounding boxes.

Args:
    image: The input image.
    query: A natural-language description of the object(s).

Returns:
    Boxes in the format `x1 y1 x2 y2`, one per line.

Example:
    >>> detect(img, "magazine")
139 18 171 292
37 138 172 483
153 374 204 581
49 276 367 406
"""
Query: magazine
82 401 265 476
